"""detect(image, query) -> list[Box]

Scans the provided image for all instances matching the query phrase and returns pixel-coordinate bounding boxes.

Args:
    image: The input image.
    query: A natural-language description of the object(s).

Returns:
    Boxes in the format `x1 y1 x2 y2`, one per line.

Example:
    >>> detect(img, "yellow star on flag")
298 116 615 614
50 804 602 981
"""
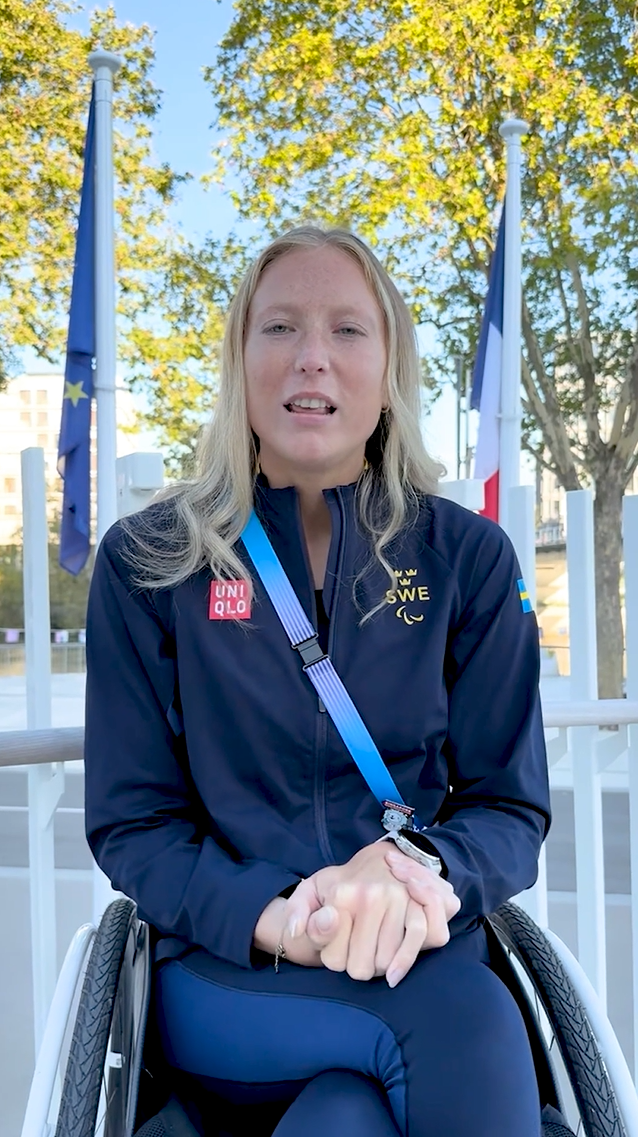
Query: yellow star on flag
64 379 89 408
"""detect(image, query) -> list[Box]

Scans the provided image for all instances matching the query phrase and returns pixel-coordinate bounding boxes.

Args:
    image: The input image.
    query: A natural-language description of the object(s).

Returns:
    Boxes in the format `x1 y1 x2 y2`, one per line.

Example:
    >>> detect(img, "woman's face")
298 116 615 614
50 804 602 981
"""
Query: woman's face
244 245 388 487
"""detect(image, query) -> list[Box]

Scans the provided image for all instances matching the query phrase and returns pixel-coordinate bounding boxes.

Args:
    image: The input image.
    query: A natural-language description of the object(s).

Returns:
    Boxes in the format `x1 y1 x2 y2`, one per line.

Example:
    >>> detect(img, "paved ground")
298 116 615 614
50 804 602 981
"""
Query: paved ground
1 674 634 1135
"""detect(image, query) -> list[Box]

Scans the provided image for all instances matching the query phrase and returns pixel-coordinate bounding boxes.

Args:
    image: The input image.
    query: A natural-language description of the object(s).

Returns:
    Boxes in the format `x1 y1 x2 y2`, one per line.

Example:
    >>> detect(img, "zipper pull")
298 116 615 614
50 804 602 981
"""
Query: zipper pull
318 695 326 713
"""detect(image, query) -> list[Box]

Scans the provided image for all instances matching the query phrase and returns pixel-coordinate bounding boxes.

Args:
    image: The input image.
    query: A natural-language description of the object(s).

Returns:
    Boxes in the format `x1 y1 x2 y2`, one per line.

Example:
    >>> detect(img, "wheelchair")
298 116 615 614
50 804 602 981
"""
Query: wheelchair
22 899 638 1137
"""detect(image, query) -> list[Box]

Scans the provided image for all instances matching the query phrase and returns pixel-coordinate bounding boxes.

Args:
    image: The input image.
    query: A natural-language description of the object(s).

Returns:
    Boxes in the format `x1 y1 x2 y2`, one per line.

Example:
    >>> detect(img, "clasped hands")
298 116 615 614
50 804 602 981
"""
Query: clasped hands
254 842 460 988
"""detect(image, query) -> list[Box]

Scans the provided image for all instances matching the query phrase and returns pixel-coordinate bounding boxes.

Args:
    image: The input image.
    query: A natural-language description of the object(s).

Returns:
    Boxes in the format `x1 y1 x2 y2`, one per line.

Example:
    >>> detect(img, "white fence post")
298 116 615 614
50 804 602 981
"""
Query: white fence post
623 493 638 1081
507 484 537 610
508 485 548 925
21 448 64 1058
567 489 607 1007
116 451 165 517
437 479 485 512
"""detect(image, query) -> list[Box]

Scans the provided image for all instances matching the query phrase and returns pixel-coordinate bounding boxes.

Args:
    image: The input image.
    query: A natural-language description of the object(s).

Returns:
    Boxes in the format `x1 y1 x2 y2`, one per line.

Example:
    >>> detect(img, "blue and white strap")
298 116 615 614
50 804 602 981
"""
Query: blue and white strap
241 509 419 824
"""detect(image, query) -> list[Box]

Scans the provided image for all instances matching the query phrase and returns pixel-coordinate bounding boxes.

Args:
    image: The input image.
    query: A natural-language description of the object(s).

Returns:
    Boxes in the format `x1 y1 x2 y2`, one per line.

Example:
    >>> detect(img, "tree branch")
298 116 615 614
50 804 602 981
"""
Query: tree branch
614 315 638 473
565 252 603 457
609 362 633 450
626 448 638 484
521 301 580 489
538 201 579 370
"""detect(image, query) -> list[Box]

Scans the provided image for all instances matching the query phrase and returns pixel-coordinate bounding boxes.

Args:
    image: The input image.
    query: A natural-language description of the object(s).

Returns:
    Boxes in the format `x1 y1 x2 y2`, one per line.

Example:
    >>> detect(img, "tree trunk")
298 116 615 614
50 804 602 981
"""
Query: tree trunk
593 476 625 699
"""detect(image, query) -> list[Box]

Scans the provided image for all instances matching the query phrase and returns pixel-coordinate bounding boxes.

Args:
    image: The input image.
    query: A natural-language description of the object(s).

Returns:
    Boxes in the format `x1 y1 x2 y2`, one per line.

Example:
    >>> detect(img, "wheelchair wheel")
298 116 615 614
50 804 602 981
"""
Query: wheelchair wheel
54 898 150 1137
491 902 625 1137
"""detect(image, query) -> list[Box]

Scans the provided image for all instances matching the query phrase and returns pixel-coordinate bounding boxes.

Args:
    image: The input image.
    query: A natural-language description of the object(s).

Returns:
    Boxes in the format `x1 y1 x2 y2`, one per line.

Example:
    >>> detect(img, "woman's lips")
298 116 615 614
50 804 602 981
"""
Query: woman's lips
284 403 336 415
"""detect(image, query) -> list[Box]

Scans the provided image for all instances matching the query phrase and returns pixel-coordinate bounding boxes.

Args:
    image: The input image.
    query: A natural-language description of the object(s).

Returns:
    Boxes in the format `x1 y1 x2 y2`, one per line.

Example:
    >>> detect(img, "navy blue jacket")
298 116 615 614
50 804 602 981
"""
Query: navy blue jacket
84 479 550 969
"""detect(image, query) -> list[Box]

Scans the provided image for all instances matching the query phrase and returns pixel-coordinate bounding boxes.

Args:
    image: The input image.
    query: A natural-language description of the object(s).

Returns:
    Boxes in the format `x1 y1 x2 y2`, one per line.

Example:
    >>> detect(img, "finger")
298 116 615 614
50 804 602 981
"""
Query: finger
285 878 322 938
421 895 451 950
385 850 443 886
306 905 340 949
320 909 353 972
385 853 460 918
346 886 401 981
374 903 407 975
385 900 428 988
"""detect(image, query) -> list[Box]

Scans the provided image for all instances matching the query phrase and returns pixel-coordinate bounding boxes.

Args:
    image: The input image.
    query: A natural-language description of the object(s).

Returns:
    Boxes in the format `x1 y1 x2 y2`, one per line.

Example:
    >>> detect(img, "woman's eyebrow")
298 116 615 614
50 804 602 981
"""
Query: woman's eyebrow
257 303 374 321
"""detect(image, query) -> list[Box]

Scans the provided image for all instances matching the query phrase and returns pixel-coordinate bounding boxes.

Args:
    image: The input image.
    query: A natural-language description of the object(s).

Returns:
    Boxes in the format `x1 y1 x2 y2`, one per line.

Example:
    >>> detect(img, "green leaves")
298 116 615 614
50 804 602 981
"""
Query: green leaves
120 232 257 473
202 0 638 492
0 1 184 387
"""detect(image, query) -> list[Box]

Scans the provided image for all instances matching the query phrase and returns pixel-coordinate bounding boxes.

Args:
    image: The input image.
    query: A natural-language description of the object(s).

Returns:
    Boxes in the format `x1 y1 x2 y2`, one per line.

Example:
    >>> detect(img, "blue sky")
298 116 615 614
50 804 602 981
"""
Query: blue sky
71 0 243 243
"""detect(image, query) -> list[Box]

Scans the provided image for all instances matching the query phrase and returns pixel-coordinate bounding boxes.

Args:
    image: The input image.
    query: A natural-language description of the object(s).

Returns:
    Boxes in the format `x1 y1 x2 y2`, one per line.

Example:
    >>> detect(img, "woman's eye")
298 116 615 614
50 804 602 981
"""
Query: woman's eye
264 324 361 335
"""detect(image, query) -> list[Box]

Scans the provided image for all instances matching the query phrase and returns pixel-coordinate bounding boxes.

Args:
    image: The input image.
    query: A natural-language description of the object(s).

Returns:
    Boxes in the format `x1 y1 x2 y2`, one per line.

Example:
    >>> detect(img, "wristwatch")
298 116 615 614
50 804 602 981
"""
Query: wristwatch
386 829 443 875
381 800 443 876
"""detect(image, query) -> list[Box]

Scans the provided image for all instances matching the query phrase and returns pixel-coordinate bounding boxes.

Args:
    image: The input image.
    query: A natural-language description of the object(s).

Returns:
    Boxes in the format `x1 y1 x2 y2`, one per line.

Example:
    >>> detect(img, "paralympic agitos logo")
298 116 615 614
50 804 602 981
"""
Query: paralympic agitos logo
385 569 431 626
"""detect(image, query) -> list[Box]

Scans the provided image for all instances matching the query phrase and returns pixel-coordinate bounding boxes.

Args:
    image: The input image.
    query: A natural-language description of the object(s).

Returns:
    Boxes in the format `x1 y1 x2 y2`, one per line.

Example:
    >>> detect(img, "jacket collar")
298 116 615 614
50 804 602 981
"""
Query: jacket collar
252 474 359 618
254 471 359 503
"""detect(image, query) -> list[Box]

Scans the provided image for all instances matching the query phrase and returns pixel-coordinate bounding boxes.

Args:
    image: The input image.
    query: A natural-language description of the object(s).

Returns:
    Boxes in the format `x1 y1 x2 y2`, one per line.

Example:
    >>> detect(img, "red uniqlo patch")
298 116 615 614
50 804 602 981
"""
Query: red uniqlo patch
209 579 251 620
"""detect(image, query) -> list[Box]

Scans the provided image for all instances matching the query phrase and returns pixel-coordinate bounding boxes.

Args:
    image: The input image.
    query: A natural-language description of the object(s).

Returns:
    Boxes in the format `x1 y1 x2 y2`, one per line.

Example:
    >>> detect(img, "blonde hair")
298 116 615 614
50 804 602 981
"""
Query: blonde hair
121 225 444 614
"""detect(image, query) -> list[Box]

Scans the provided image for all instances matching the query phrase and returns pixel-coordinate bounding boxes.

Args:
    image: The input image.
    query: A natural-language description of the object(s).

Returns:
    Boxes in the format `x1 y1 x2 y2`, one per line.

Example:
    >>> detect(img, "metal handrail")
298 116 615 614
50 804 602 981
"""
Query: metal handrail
2 702 638 769
0 727 83 767
542 700 638 728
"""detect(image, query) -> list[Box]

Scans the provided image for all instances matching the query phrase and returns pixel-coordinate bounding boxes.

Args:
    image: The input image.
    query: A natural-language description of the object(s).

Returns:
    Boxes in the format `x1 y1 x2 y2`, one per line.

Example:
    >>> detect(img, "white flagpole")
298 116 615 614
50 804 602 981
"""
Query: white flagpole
498 117 529 536
88 50 121 543
88 51 123 924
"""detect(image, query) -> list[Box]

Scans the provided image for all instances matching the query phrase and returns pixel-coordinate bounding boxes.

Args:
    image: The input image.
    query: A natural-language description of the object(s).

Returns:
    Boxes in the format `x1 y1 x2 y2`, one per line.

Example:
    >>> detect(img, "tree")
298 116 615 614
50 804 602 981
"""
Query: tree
0 0 186 386
121 232 257 473
0 543 92 629
200 0 638 697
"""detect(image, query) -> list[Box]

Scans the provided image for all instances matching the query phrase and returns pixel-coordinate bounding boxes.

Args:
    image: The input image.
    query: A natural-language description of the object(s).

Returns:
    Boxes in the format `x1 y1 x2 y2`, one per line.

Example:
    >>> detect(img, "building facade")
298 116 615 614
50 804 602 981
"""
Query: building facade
0 371 145 545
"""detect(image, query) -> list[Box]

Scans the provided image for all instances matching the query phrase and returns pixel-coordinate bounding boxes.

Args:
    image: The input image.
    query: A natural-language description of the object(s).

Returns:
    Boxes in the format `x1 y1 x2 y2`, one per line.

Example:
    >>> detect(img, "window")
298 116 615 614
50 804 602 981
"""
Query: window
4 504 17 515
19 390 31 405
36 390 47 405
37 434 48 448
37 411 47 426
20 411 31 426
3 478 16 494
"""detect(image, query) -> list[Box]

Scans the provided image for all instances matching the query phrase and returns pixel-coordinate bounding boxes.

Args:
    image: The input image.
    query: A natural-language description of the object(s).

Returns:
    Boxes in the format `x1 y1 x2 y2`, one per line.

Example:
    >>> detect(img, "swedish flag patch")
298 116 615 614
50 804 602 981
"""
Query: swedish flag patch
517 578 533 613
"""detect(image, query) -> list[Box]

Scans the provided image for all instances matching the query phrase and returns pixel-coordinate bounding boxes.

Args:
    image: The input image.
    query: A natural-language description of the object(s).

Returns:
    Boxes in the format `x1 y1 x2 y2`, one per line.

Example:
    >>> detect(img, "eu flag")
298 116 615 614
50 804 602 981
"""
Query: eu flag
58 87 96 575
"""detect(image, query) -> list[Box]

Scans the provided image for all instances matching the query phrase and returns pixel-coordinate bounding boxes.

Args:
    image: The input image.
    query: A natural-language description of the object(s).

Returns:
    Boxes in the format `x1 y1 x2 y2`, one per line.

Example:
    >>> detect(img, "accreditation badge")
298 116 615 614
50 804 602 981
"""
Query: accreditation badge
208 579 251 620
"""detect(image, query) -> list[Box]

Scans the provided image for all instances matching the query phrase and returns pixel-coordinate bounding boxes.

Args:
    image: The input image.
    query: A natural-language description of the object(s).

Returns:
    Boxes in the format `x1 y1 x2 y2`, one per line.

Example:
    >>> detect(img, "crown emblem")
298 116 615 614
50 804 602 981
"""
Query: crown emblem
385 569 430 625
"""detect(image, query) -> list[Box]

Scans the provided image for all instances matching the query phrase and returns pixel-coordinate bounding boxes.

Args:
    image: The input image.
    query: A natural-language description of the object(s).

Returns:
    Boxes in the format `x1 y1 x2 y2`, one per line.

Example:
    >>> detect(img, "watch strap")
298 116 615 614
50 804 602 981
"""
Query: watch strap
388 831 443 875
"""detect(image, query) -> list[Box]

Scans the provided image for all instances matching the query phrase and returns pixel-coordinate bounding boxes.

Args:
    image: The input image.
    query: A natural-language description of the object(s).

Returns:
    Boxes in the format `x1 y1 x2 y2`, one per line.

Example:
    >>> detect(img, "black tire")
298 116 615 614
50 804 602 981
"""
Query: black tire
55 898 138 1137
491 902 625 1137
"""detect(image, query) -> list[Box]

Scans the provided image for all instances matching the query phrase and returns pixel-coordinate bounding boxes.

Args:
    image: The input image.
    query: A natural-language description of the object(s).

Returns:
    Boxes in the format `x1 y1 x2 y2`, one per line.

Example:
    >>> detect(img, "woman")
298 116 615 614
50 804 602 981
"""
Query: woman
84 225 551 1137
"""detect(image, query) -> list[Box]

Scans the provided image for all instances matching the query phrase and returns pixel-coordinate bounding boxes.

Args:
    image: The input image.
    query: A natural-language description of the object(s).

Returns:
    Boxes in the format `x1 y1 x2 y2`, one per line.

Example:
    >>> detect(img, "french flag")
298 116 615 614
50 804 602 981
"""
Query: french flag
471 205 505 522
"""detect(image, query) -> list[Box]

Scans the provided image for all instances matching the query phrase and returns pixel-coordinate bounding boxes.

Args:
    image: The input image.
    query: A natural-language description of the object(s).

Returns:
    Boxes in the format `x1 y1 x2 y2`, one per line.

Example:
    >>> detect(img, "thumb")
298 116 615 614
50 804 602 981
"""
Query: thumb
284 877 322 938
306 905 340 948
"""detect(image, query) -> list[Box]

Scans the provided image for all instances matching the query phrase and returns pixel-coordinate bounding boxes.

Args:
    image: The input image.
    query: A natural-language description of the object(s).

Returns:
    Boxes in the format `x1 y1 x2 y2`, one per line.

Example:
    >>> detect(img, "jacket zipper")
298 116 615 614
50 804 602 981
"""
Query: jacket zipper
313 487 347 863
292 489 333 861
293 492 319 634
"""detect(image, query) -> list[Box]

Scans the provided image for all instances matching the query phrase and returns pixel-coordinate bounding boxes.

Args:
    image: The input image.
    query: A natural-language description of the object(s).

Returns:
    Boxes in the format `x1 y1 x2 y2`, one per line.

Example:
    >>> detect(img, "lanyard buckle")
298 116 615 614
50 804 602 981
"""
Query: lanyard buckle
292 634 327 671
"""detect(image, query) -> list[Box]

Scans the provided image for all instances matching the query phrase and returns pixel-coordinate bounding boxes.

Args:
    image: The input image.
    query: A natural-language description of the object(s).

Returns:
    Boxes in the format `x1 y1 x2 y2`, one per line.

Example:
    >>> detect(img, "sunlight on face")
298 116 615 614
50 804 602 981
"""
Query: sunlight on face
244 245 388 487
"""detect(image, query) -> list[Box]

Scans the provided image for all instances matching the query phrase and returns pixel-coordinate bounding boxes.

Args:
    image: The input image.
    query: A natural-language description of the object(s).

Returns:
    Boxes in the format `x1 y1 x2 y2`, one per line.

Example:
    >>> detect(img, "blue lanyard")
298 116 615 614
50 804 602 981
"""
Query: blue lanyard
241 509 415 820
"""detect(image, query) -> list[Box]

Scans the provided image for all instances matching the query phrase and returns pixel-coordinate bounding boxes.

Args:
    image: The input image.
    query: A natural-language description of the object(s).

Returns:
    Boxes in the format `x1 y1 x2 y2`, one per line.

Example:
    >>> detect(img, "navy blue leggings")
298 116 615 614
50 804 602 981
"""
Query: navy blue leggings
154 926 540 1137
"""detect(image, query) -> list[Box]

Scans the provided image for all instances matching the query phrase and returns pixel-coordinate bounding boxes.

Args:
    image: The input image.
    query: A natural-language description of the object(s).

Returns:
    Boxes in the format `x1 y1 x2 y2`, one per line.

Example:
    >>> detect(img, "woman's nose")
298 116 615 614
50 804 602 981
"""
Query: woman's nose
294 331 331 371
